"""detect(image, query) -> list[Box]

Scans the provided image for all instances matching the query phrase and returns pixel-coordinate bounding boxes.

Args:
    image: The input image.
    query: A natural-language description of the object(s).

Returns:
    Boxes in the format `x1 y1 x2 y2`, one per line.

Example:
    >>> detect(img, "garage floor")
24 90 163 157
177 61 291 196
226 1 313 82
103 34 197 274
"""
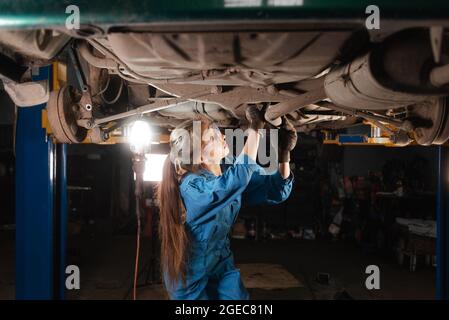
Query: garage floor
0 231 435 300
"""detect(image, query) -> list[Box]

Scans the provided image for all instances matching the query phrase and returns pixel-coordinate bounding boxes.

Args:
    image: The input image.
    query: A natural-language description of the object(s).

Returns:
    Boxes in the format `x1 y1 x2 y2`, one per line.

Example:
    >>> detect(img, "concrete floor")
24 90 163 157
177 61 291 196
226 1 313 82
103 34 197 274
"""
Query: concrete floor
0 231 435 300
233 239 435 300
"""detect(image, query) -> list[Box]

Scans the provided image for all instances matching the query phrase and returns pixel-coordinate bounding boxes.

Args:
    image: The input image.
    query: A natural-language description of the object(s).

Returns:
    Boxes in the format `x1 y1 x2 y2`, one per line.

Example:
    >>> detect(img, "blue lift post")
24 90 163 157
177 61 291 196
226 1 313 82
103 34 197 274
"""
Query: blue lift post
437 146 449 299
57 143 68 299
15 65 68 300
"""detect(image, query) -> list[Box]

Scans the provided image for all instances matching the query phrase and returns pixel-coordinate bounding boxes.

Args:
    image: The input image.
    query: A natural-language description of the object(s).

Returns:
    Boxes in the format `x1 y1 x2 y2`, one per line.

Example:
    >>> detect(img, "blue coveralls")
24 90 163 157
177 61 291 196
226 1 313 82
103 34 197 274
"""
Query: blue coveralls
164 154 294 300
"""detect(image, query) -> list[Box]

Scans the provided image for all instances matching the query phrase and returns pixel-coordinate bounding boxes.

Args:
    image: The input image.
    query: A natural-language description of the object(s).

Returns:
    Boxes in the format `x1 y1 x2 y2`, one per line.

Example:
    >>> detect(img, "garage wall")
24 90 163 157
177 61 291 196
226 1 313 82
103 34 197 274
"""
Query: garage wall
0 90 15 224
0 90 14 125
342 145 439 189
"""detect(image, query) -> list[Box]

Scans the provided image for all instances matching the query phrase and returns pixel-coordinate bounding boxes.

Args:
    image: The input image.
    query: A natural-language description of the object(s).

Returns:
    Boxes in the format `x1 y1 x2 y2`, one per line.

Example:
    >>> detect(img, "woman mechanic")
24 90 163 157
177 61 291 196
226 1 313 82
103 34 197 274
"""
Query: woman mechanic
157 106 297 300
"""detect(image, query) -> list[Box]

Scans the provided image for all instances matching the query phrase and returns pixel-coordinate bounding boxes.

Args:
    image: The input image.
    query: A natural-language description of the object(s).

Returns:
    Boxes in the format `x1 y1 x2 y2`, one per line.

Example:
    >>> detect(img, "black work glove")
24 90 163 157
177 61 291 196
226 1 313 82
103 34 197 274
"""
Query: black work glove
278 116 297 163
245 105 265 131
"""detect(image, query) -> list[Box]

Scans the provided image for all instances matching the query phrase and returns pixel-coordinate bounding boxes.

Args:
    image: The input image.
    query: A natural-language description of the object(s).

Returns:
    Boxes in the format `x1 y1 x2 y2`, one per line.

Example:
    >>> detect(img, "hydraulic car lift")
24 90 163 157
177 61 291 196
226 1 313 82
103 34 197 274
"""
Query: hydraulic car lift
437 147 449 299
15 65 68 299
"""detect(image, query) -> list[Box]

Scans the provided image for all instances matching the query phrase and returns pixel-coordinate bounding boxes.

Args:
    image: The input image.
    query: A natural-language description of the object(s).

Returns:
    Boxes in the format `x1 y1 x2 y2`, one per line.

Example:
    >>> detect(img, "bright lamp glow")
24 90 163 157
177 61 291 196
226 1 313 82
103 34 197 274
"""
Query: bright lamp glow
129 120 152 153
143 154 168 182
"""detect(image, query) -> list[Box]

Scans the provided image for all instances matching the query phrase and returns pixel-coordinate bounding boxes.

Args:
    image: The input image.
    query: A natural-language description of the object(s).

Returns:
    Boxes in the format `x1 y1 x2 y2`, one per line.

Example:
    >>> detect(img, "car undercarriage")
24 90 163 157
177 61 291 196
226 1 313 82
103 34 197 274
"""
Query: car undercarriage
1 21 449 146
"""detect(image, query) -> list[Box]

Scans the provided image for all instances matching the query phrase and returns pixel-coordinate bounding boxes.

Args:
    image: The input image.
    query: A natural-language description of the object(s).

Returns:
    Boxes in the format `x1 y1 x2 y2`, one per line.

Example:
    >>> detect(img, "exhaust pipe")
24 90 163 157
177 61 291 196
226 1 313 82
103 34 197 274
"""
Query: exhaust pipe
264 28 449 125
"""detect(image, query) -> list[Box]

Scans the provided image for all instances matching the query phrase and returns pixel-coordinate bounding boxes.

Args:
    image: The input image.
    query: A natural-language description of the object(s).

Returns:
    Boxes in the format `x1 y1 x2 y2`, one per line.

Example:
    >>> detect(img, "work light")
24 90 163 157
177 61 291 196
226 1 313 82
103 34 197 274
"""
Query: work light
128 120 152 154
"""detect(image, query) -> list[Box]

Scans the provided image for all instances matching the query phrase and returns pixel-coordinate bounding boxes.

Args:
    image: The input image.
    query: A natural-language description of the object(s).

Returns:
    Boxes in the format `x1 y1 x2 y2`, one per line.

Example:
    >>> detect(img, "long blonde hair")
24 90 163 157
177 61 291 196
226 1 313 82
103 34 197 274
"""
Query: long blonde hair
156 119 210 287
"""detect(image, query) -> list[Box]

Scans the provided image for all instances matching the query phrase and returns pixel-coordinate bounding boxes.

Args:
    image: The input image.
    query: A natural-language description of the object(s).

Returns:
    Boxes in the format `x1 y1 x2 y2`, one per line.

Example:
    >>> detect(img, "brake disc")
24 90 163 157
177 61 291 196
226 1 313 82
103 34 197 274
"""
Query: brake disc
47 85 87 143
411 97 447 146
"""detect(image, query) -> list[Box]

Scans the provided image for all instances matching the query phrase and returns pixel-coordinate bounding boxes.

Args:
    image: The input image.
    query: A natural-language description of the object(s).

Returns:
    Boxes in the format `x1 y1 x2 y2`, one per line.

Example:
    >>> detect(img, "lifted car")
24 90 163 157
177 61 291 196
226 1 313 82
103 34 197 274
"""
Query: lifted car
1 2 449 146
